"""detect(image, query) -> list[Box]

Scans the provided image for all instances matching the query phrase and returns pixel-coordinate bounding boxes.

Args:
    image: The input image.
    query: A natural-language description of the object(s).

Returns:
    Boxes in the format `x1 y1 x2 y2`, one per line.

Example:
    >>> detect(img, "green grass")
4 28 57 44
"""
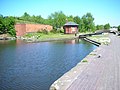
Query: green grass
90 53 96 56
24 32 75 41
82 59 88 62
15 19 38 24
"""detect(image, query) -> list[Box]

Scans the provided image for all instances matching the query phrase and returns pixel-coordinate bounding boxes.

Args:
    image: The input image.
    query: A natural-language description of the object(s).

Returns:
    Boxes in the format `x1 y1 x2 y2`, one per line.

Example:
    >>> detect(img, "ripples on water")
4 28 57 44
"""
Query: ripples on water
0 39 97 90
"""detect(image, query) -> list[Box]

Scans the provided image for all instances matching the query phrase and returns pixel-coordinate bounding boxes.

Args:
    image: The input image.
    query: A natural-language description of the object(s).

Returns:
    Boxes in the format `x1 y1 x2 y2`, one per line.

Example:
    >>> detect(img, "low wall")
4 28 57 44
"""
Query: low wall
15 24 26 36
15 24 53 36
50 49 98 90
26 24 53 33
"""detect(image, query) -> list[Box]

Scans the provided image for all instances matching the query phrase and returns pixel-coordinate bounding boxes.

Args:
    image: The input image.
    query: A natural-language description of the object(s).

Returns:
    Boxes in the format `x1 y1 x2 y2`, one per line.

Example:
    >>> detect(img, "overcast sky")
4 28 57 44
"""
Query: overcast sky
0 0 120 26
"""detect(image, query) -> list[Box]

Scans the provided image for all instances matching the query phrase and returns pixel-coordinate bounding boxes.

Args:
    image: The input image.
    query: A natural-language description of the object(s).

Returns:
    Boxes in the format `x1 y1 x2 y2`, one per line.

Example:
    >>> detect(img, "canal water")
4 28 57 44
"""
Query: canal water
0 39 97 90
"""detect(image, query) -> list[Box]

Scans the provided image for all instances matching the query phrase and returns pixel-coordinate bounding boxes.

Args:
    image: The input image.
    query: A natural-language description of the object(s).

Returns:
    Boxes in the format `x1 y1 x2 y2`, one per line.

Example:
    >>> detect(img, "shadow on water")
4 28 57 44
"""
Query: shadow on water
0 39 97 90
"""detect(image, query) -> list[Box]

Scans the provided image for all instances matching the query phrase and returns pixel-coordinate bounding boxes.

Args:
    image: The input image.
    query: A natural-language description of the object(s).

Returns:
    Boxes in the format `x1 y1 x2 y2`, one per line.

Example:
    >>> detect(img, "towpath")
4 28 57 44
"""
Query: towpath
67 34 120 90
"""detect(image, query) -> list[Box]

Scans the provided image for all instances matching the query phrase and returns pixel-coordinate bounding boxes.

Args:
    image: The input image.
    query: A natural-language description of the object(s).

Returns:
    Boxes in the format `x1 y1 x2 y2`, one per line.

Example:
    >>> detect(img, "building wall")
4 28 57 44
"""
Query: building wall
64 26 78 34
15 24 53 36
26 24 52 33
15 24 26 36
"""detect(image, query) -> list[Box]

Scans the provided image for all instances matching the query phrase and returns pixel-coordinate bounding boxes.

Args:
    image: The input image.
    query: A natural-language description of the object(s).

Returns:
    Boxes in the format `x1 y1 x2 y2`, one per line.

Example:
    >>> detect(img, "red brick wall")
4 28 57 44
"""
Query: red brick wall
26 24 52 33
15 24 53 36
15 24 26 36
64 26 78 34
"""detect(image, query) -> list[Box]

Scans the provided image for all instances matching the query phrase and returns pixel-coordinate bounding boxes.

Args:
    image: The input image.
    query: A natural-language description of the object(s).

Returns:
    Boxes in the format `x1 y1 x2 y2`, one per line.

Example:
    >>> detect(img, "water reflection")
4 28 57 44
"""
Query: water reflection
63 39 80 44
0 39 97 90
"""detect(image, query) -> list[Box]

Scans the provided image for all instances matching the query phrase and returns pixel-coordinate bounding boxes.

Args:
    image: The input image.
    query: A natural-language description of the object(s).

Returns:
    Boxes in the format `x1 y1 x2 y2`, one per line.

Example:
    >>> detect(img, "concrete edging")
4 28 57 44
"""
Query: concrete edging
49 46 100 90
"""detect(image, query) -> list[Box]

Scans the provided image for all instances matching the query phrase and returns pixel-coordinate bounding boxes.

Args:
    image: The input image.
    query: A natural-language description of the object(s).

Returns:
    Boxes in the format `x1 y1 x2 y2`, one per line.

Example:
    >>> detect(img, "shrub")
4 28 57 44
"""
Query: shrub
50 29 57 34
50 29 64 34
37 29 49 34
8 29 16 37
82 59 88 62
42 29 49 34
60 29 64 33
118 25 120 31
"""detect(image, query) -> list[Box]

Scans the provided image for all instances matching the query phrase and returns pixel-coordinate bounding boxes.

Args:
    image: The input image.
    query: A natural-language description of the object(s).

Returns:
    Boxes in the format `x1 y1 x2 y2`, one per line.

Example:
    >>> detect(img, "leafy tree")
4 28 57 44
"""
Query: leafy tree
96 25 104 30
73 16 81 32
67 15 74 22
104 23 110 30
118 25 120 31
48 11 66 29
0 15 4 34
4 16 16 36
21 12 31 21
0 15 16 36
73 16 81 24
80 13 95 32
31 15 44 24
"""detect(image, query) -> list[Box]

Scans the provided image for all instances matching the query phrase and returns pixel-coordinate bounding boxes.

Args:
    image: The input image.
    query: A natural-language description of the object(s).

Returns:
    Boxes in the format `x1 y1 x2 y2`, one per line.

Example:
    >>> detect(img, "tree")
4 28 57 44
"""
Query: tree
73 16 81 24
73 16 81 31
4 16 16 36
0 15 16 36
96 25 104 30
118 25 120 31
80 13 95 32
104 23 110 30
31 15 44 24
0 15 4 34
48 11 66 29
21 12 31 21
67 15 74 22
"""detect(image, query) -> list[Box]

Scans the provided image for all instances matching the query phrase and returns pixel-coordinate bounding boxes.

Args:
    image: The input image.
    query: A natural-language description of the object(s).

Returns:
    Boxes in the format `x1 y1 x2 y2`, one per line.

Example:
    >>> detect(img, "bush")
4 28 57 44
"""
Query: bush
60 29 64 33
25 33 33 38
0 16 16 36
8 29 16 37
42 29 49 34
82 59 88 62
118 25 120 31
37 30 42 33
50 29 57 34
37 29 49 34
50 29 64 34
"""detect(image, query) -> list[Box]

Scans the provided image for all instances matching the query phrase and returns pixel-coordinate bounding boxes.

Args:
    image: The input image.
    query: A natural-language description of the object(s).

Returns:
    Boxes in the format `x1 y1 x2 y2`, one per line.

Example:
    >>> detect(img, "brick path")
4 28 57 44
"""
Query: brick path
67 34 120 90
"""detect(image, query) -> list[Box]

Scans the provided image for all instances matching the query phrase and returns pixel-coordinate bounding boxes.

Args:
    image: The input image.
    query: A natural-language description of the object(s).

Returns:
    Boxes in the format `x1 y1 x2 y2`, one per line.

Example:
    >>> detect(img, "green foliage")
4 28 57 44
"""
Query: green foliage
56 29 64 33
16 12 111 33
73 16 81 31
50 29 64 34
96 25 104 30
8 29 16 37
48 11 66 28
118 25 120 31
0 11 112 37
104 23 110 30
67 15 74 22
50 29 57 34
21 12 31 21
41 29 49 34
60 29 64 33
0 15 16 36
19 12 45 24
80 13 95 32
37 29 49 34
73 16 81 24
82 59 88 62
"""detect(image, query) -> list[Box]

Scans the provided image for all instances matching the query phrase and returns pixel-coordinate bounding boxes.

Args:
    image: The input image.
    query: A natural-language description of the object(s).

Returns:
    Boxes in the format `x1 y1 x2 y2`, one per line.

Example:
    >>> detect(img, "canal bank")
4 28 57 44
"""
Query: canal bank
50 34 112 90
50 45 100 90
17 36 78 43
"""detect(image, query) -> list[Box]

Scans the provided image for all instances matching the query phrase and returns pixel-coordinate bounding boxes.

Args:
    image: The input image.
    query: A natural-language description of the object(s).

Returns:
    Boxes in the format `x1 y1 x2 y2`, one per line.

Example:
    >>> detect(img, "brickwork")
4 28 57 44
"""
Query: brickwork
15 24 26 36
15 24 53 36
64 26 78 34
